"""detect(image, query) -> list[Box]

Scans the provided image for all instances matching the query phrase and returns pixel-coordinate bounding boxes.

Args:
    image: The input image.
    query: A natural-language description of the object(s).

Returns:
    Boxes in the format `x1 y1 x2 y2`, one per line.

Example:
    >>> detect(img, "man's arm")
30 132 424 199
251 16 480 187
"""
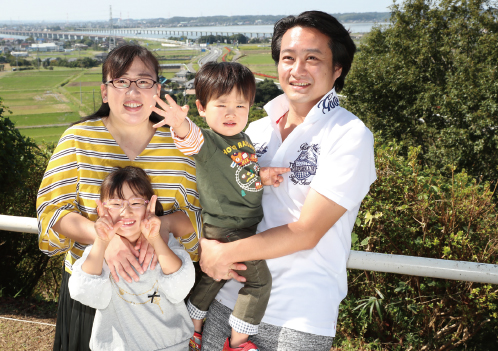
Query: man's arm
199 188 346 281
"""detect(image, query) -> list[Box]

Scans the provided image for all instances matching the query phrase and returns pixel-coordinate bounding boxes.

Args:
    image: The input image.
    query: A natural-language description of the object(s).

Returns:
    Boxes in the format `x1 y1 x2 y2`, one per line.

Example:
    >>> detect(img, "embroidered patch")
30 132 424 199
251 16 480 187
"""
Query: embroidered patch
317 92 340 114
253 142 268 158
289 143 320 185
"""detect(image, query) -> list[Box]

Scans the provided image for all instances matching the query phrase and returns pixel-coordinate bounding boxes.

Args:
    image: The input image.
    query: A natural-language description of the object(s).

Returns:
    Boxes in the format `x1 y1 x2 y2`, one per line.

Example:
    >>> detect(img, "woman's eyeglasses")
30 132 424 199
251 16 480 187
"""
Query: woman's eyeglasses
103 198 149 210
105 78 157 89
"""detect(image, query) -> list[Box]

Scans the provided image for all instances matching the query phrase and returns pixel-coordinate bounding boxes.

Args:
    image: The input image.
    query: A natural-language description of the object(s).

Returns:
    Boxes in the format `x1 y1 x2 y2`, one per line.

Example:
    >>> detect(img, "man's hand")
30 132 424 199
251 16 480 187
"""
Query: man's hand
260 167 290 187
199 238 247 283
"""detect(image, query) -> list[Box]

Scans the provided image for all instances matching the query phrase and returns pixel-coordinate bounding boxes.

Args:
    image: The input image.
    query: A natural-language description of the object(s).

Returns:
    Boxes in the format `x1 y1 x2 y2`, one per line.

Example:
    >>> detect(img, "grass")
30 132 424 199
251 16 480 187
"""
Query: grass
238 53 274 65
10 112 80 127
21 126 71 144
0 70 78 91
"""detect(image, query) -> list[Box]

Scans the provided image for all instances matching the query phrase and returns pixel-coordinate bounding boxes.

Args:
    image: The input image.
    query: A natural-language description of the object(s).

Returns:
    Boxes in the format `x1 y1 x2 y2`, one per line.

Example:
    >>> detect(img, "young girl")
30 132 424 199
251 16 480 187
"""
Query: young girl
68 166 195 351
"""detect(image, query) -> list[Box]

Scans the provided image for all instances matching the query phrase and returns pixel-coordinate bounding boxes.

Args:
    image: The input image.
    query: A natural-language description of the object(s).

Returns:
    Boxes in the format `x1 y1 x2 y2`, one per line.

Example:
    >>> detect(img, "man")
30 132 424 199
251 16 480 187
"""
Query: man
198 11 376 351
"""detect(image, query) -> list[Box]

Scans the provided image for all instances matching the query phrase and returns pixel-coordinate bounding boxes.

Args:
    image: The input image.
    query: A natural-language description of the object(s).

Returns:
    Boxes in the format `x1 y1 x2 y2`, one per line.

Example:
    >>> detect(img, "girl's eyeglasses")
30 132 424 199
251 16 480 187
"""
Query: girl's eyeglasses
103 198 149 211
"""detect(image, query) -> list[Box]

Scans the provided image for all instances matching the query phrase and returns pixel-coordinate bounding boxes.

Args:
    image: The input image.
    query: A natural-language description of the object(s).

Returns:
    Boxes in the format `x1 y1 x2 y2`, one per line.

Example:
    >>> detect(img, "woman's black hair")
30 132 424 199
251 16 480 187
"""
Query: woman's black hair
73 44 163 126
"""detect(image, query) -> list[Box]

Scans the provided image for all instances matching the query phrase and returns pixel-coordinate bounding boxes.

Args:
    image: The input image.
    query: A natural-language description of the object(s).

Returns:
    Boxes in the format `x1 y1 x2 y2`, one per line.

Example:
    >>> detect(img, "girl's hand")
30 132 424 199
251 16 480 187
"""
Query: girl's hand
140 195 162 242
95 200 122 242
151 94 189 130
260 167 291 187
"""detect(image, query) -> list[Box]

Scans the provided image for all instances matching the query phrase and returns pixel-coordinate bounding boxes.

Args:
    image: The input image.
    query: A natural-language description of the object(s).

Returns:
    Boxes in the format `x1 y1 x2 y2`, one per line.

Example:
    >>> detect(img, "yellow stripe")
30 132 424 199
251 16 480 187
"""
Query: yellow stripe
37 119 201 273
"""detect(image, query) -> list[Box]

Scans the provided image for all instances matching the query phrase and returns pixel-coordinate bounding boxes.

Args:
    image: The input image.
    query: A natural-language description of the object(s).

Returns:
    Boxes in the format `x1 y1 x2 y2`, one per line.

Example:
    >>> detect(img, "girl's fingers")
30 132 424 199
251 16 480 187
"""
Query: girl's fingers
112 220 123 234
96 199 105 217
149 195 157 216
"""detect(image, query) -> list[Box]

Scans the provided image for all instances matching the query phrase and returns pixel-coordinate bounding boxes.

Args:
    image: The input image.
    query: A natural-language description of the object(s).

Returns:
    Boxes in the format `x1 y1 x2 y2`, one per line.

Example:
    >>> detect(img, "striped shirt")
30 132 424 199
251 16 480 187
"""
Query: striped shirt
171 117 204 155
36 119 202 273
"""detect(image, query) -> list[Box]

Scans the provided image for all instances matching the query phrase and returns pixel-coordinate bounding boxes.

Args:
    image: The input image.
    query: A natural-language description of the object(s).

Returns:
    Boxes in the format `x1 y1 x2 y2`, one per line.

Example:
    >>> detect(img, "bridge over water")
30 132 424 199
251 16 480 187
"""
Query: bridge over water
0 28 272 41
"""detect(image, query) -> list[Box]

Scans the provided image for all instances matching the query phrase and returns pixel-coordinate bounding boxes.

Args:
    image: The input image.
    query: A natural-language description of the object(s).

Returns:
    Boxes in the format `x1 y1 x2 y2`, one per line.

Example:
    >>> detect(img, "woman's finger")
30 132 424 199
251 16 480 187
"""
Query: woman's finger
150 252 158 271
142 241 156 271
138 235 148 265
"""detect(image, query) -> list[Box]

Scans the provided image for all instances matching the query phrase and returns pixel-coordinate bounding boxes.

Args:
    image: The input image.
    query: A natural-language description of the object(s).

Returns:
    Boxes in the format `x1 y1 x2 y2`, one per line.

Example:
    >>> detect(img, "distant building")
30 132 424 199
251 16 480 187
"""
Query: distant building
11 51 29 57
28 43 62 52
94 52 107 63
74 43 88 49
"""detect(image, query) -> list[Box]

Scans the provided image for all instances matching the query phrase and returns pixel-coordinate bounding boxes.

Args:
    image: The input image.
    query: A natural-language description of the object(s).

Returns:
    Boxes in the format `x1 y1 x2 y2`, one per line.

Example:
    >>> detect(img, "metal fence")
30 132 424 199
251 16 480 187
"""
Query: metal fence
1 214 497 284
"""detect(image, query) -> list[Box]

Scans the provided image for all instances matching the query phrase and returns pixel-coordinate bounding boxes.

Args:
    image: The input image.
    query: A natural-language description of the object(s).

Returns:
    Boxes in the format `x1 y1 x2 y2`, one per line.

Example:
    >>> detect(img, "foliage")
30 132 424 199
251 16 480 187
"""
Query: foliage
336 137 498 350
0 98 37 194
0 97 62 298
343 0 498 182
198 34 249 44
49 57 99 68
254 78 281 107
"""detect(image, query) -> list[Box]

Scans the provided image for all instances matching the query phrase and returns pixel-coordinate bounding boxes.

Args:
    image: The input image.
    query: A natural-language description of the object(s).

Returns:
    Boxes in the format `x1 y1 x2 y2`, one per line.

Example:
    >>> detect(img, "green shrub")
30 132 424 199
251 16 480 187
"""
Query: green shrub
0 97 62 299
336 137 498 350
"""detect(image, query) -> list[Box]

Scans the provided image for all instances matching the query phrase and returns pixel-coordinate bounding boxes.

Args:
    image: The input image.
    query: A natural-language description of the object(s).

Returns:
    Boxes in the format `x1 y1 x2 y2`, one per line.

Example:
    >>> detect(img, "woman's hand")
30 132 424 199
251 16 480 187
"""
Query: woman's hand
95 200 122 242
260 167 291 187
104 236 143 283
151 94 189 131
199 238 247 283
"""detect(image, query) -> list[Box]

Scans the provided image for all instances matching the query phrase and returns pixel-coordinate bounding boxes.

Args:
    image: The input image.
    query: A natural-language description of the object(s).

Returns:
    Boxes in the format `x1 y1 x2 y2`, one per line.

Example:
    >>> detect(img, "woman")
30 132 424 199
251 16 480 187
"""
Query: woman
198 11 376 351
36 44 201 351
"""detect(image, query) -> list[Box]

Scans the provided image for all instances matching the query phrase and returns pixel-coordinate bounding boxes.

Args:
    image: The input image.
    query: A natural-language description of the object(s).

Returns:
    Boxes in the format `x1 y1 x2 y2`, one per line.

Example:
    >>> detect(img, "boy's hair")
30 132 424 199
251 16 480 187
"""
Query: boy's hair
271 10 356 93
100 166 164 216
194 62 256 107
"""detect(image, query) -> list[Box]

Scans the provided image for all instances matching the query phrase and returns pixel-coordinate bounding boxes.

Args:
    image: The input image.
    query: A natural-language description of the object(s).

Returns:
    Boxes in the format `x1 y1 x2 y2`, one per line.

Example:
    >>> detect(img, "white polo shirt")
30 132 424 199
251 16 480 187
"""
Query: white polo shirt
215 88 376 337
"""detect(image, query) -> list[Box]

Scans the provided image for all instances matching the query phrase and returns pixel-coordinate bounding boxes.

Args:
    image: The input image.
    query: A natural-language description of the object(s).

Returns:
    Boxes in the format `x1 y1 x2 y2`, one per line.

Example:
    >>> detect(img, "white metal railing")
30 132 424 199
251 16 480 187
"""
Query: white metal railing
1 214 498 284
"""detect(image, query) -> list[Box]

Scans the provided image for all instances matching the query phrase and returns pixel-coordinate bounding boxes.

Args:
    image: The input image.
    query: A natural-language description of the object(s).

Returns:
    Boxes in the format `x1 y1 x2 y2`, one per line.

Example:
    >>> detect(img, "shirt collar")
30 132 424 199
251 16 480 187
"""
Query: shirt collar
263 88 341 128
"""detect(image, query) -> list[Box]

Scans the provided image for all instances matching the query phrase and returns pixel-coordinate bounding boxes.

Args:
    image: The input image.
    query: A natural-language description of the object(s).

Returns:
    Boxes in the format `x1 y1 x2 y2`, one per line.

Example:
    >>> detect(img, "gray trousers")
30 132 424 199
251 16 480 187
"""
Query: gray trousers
202 300 335 351
189 223 272 328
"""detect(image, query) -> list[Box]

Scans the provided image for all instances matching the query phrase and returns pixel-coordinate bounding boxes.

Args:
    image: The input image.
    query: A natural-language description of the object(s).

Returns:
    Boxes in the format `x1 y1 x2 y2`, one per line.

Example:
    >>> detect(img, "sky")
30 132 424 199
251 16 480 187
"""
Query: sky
0 0 396 22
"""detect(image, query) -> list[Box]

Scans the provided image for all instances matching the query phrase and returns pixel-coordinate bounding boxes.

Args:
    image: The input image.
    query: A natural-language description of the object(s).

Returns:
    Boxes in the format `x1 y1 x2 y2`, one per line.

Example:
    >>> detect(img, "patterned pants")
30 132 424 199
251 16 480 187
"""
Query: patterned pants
201 300 334 351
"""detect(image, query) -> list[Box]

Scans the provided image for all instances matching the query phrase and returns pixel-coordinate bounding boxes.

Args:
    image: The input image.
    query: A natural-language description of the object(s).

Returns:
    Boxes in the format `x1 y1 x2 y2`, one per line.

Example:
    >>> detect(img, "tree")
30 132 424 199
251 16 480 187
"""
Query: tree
343 0 498 182
0 97 36 194
254 79 281 107
0 97 61 298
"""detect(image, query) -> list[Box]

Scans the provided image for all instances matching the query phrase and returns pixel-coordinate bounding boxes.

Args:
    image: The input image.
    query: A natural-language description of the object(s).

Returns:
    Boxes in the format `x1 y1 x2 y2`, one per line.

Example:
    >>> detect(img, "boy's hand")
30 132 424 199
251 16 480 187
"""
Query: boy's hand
95 200 122 242
140 195 162 242
151 94 189 130
260 167 291 187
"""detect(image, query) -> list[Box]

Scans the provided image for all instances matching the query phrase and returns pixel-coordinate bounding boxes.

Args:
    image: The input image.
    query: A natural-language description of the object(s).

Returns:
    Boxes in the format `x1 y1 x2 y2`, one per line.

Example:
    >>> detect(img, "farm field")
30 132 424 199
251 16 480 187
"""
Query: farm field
0 43 279 144
0 67 93 143
237 50 277 78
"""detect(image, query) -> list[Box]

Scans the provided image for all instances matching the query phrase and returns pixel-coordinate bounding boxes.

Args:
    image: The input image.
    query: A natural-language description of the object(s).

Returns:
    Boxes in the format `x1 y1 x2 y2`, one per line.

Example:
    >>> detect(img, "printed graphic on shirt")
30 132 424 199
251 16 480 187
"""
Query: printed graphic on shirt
110 277 164 314
253 142 268 158
229 151 263 196
222 141 255 155
317 91 340 114
289 143 320 185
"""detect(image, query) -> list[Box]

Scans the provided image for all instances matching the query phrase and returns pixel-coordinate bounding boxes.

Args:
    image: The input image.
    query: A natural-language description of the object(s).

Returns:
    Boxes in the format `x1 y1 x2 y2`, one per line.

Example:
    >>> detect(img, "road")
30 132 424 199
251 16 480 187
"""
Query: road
197 47 223 68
